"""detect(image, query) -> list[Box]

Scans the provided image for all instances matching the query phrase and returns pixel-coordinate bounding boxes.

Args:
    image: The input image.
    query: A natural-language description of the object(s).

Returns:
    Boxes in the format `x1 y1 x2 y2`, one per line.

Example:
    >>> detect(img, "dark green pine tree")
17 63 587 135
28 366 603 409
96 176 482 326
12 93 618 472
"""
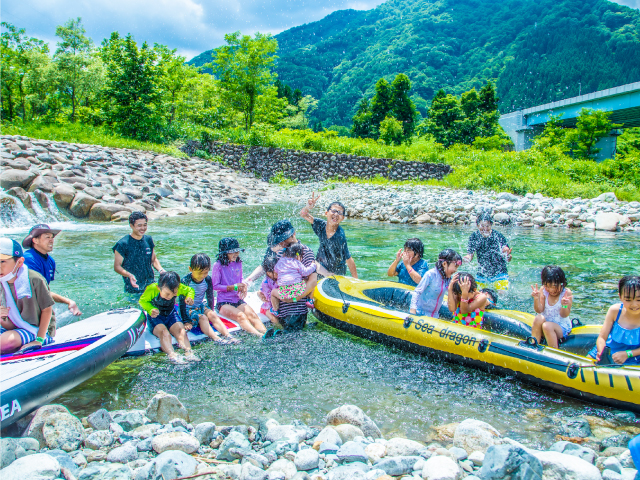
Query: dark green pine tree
292 88 303 105
477 81 500 137
391 73 418 142
425 89 463 147
283 84 293 104
370 78 394 139
351 97 373 138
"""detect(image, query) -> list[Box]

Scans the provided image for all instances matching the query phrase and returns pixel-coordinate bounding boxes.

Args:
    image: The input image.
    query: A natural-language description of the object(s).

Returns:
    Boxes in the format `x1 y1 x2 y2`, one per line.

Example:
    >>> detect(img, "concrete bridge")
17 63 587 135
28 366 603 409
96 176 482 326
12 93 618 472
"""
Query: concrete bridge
499 81 640 160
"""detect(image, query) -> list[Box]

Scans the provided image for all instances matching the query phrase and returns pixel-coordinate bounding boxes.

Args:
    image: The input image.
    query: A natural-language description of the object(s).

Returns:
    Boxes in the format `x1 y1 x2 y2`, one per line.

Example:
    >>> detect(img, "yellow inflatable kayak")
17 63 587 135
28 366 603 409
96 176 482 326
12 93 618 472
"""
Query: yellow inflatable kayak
313 277 639 413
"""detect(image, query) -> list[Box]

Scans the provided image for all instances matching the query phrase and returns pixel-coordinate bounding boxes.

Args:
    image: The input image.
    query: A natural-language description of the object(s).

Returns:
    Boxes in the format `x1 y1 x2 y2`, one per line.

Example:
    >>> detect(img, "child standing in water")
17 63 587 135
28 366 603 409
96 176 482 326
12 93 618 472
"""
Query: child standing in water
271 243 317 313
211 238 266 336
258 256 282 330
589 275 640 365
464 212 512 292
531 266 574 348
410 249 462 318
448 273 490 329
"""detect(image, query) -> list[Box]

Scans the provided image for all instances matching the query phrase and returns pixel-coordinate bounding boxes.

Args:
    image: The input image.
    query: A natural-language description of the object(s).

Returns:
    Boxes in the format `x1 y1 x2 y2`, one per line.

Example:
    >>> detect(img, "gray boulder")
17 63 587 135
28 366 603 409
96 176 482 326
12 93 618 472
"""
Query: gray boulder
69 192 100 217
326 462 370 480
110 409 148 431
194 422 217 445
45 449 79 476
151 431 199 454
1 438 18 469
23 404 69 448
42 411 86 452
107 442 139 463
385 437 425 457
87 408 112 431
84 430 114 449
602 434 633 449
337 441 368 463
559 417 592 438
294 448 319 471
53 184 76 209
314 426 343 447
0 168 37 189
479 444 542 480
374 456 421 476
78 462 133 480
145 390 190 424
28 175 57 193
0 453 60 480
241 462 268 480
326 405 381 438
218 431 252 461
550 440 597 464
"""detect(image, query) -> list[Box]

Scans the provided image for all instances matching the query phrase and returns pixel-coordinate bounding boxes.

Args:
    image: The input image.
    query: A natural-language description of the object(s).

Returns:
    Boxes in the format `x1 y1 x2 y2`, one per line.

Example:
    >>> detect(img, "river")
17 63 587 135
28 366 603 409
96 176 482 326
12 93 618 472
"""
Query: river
4 203 639 448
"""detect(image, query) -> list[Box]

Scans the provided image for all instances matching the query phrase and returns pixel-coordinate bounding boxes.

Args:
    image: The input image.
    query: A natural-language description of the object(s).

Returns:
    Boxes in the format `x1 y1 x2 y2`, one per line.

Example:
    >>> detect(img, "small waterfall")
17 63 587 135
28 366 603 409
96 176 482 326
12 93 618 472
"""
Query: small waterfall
0 190 71 233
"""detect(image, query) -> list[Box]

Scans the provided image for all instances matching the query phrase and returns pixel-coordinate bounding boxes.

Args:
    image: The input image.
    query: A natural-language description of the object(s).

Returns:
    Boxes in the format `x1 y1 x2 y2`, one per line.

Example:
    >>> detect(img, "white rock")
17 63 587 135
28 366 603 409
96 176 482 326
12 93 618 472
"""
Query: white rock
334 424 364 443
326 405 381 438
385 437 425 457
532 450 601 480
595 212 621 231
294 448 319 471
266 458 297 480
365 442 386 463
315 426 343 447
453 419 501 454
151 431 200 454
421 455 462 480
468 450 485 466
0 453 60 480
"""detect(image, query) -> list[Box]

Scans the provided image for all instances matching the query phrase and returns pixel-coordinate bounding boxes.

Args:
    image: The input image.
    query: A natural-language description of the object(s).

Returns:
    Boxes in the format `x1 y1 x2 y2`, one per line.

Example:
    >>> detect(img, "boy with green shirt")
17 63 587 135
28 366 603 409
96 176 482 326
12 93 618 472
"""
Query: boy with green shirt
139 271 199 363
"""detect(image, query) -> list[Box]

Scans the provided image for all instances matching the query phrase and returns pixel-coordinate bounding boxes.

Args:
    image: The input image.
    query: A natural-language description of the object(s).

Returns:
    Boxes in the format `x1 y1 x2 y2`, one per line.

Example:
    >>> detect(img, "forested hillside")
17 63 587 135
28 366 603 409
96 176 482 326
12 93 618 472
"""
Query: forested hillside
190 0 640 127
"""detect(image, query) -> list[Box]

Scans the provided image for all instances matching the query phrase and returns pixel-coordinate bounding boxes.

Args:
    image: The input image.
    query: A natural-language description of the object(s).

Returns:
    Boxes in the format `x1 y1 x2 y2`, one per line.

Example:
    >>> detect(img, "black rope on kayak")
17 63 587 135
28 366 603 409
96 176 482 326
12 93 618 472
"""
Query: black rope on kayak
329 275 350 314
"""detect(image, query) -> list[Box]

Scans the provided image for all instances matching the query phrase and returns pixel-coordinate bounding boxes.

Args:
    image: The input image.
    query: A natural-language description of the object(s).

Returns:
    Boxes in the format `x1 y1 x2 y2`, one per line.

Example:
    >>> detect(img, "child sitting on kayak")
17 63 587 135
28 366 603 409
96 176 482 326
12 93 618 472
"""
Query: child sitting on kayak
212 238 266 336
271 243 317 313
589 275 640 365
139 271 199 363
410 249 462 318
447 272 490 329
258 256 282 330
531 266 574 348
179 253 239 345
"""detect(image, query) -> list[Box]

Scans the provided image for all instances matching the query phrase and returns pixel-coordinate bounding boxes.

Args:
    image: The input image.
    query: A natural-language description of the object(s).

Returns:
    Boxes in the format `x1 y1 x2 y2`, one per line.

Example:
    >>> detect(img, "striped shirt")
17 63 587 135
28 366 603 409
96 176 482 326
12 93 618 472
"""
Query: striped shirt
264 244 315 317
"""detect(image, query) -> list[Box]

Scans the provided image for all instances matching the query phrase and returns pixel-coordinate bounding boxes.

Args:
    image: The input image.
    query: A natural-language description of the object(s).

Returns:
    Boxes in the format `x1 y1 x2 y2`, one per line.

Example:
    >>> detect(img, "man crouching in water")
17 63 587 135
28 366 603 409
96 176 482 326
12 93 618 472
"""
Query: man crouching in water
0 238 55 354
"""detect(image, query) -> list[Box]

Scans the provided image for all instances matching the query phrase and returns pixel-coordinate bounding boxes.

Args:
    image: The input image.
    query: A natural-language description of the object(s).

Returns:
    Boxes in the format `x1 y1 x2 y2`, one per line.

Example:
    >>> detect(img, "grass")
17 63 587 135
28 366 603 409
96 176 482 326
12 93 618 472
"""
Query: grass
2 122 188 158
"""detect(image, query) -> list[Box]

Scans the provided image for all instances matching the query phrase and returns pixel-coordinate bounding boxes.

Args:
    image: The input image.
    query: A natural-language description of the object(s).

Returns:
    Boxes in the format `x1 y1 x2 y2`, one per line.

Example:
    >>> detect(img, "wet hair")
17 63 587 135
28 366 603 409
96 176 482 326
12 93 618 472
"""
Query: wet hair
481 288 498 309
282 243 304 259
190 253 211 271
158 271 180 292
262 255 278 273
476 212 493 225
436 248 462 279
619 275 640 300
404 238 424 259
452 272 478 296
129 211 148 226
217 251 241 267
327 201 346 215
541 265 567 288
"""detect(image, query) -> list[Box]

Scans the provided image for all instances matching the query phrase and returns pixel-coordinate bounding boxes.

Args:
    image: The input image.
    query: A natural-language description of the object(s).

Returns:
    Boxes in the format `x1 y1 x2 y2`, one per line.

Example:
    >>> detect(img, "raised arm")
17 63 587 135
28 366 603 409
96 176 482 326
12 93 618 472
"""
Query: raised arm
300 192 321 224
388 249 403 277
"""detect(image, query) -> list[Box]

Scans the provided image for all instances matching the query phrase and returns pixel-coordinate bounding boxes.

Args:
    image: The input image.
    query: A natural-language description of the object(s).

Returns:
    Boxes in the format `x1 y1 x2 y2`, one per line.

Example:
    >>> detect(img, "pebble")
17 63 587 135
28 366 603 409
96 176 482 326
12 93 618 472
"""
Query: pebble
336 441 368 463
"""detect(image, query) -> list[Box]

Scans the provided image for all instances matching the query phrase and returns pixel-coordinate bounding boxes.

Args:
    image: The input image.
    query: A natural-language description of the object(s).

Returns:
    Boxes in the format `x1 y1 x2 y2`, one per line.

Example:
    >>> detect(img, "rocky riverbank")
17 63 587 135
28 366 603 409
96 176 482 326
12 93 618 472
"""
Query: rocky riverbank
285 182 640 232
1 135 280 225
1 391 637 480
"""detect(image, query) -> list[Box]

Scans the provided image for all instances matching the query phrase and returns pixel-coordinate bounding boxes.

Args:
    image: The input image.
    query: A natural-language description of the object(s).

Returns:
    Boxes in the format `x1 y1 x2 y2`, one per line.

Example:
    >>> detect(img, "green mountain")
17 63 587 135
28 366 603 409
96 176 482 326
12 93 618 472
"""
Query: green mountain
189 0 640 127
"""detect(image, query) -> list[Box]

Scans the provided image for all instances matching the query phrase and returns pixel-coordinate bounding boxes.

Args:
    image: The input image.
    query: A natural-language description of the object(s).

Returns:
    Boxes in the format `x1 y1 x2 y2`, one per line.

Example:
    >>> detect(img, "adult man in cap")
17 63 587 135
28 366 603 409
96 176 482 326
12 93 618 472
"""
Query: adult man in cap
244 220 317 332
1 238 55 353
22 224 82 323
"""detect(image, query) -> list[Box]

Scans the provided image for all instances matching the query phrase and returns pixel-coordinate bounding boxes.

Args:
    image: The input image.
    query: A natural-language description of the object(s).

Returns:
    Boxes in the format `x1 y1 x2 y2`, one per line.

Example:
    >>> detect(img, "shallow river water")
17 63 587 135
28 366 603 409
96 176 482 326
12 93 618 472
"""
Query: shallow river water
5 203 640 448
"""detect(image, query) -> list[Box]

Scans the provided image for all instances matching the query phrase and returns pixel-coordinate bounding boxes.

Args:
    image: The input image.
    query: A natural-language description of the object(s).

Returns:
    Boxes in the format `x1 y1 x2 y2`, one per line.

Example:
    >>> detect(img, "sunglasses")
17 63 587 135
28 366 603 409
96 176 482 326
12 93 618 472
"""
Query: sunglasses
329 209 345 216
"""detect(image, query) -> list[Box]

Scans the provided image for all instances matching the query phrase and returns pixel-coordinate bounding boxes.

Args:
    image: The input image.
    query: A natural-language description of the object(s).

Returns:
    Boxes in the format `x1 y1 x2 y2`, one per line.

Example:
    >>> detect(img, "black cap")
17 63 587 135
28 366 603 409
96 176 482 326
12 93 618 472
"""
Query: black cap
267 220 296 247
218 237 244 255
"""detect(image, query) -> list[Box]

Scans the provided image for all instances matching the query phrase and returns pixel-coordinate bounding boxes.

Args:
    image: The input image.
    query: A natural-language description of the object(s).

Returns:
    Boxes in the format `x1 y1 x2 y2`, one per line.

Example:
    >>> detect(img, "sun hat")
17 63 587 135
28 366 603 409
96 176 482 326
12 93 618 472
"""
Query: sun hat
0 238 24 260
22 224 61 249
267 220 296 247
218 237 244 255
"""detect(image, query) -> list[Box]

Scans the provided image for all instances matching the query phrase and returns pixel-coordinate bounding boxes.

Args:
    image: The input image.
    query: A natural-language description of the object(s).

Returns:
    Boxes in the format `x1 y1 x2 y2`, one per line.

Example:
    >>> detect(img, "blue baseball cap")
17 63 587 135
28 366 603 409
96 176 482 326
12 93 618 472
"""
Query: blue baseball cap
0 238 24 260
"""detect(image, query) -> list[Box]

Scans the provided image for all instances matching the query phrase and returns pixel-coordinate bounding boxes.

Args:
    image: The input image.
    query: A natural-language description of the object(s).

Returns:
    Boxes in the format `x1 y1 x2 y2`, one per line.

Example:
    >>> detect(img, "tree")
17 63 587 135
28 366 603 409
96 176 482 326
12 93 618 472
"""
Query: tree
379 116 404 145
370 78 394 138
292 88 303 106
0 22 49 121
351 97 373 138
100 32 166 141
211 31 279 131
391 73 418 141
54 18 95 122
155 44 199 126
566 108 619 160
424 89 463 147
532 114 569 152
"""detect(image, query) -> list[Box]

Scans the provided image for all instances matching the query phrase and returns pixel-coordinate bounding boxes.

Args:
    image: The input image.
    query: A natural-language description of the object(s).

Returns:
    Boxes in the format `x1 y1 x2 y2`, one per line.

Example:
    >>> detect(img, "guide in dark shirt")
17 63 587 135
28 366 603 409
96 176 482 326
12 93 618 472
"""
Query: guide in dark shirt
112 235 156 293
312 218 351 276
467 230 510 279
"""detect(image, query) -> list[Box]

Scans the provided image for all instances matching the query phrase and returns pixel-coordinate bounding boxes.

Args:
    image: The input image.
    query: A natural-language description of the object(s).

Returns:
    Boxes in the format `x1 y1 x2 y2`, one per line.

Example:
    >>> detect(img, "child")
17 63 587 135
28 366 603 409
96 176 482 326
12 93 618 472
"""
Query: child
531 266 574 348
139 271 199 363
271 243 317 313
179 253 240 345
464 212 512 292
211 238 266 336
387 238 429 287
0 238 55 354
258 256 282 329
300 192 357 278
448 272 490 329
410 249 462 318
589 275 640 365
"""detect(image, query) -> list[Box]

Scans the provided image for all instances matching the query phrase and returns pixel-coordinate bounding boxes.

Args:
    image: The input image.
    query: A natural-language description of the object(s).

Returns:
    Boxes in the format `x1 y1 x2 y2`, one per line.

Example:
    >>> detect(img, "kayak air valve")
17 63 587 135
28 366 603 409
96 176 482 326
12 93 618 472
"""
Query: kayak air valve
478 339 489 353
342 302 350 314
567 363 580 379
404 317 413 329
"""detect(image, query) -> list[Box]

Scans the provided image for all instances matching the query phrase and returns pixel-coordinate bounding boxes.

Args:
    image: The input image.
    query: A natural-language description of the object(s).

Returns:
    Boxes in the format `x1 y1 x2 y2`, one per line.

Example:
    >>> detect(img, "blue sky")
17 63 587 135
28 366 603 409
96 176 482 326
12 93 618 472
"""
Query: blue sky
1 0 638 60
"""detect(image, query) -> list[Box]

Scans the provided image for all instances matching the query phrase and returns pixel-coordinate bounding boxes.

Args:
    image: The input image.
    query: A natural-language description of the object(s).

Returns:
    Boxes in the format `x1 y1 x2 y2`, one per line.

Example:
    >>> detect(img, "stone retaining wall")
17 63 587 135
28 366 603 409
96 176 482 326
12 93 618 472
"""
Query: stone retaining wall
184 140 452 183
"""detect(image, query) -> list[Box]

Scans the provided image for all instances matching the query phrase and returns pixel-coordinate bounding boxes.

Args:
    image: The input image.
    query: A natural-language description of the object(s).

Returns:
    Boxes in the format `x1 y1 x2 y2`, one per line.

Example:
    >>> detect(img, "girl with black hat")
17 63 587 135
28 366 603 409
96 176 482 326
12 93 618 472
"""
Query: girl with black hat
211 238 266 336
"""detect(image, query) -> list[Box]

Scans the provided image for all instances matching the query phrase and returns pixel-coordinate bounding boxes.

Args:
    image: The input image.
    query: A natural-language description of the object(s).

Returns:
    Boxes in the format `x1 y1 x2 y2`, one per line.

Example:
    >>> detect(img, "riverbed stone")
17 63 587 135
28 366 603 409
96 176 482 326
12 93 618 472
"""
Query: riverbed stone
267 458 298 479
108 442 139 463
194 422 217 444
42 411 86 452
326 405 381 438
334 424 365 443
266 424 309 443
595 212 621 231
0 168 37 189
315 426 343 447
532 450 601 480
87 408 113 431
337 441 368 463
550 440 597 463
1 438 18 468
218 431 252 461
53 183 77 208
0 452 60 480
151 431 199 454
135 450 197 480
78 461 134 480
241 462 268 480
84 430 114 449
479 444 542 480
69 191 100 217
365 442 386 463
326 462 370 480
453 419 501 454
28 175 57 192
374 456 421 476
295 448 319 471
421 455 462 480
111 409 149 431
559 417 592 438
602 433 633 449
385 437 425 457
145 390 189 424
46 449 79 476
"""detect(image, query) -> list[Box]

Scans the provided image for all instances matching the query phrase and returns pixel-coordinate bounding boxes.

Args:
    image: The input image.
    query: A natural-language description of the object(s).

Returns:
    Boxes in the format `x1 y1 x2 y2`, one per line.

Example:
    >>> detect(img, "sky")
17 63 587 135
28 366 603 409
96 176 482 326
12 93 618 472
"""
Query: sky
1 0 638 61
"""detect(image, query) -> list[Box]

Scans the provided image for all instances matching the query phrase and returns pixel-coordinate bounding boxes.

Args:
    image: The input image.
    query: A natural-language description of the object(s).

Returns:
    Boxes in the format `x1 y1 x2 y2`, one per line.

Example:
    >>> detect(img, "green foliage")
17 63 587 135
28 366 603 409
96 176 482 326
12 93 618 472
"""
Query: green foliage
269 171 297 185
379 116 404 145
210 31 279 131
566 109 619 159
369 78 394 138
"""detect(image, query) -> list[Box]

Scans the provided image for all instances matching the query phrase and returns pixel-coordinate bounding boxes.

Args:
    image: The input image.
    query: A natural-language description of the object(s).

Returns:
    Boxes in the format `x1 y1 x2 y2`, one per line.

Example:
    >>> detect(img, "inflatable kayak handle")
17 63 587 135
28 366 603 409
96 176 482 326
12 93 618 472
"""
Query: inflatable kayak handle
14 344 42 355
342 302 350 314
567 363 580 379
404 317 413 329
518 336 542 351
478 339 489 353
